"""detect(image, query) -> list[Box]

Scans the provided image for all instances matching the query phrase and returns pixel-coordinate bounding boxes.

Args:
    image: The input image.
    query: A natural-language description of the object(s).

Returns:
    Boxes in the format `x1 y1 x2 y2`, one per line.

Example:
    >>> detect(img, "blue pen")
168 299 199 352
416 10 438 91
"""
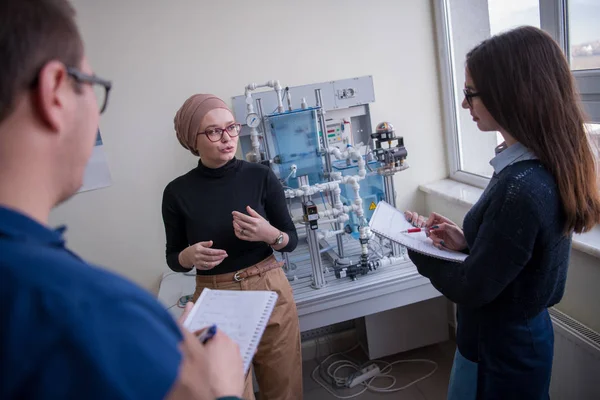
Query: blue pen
198 324 217 344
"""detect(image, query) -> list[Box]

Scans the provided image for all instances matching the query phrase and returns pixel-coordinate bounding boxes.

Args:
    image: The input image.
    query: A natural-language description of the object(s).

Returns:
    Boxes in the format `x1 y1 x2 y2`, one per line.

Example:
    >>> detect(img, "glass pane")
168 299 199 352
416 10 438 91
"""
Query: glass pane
268 108 324 189
448 0 540 178
587 123 600 177
332 159 384 238
568 0 600 71
488 0 540 36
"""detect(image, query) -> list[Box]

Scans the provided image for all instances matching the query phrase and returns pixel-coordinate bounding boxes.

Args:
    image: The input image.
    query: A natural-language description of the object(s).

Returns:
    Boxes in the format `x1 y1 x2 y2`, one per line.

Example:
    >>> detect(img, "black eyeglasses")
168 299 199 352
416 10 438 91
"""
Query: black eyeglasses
66 67 112 114
463 88 480 108
199 123 241 142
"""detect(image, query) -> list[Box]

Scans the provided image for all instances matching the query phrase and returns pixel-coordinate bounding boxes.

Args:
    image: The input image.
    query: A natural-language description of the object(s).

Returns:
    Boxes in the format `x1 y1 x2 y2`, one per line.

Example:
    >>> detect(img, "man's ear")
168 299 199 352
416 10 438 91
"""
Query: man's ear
33 61 71 134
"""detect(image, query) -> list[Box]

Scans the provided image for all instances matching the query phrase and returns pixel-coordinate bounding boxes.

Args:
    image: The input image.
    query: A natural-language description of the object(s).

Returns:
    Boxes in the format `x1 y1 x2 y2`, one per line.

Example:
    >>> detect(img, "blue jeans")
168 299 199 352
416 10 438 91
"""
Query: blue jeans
448 348 478 400
449 309 553 400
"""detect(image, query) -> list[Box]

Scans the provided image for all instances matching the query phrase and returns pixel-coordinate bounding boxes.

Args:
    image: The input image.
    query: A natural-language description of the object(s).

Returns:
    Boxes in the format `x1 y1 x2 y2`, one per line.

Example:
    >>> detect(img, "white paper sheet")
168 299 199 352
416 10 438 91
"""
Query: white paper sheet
369 201 467 262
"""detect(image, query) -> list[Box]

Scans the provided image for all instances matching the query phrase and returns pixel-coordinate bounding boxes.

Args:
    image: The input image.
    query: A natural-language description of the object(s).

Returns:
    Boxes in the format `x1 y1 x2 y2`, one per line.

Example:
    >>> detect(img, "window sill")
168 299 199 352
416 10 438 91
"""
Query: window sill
419 179 600 260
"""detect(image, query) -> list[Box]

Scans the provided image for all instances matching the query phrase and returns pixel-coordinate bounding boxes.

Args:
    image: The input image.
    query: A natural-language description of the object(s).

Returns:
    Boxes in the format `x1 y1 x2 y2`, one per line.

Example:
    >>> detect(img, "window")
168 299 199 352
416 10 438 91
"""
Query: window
588 123 600 176
568 0 600 71
434 0 600 187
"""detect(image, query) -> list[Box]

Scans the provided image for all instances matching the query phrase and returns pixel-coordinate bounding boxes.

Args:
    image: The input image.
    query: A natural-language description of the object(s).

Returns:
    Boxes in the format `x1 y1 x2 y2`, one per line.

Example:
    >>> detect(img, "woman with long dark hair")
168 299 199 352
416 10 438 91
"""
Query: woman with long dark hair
406 26 600 399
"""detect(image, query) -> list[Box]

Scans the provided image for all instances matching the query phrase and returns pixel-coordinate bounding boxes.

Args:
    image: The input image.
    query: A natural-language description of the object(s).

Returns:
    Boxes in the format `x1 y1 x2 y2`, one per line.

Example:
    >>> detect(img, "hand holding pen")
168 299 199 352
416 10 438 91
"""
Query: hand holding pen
171 310 245 399
177 303 219 345
198 325 217 344
404 211 468 251
400 226 439 234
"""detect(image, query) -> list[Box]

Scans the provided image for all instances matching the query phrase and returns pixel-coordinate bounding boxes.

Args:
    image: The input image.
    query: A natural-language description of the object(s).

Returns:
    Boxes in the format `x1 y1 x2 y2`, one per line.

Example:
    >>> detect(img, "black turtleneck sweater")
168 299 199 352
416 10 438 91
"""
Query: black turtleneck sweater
161 158 298 275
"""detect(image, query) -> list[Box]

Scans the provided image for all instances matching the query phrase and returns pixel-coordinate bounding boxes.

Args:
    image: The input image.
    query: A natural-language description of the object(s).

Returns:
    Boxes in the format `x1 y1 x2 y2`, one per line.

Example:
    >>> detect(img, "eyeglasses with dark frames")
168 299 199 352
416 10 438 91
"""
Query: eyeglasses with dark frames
199 123 242 142
30 65 112 114
66 67 112 114
463 88 481 108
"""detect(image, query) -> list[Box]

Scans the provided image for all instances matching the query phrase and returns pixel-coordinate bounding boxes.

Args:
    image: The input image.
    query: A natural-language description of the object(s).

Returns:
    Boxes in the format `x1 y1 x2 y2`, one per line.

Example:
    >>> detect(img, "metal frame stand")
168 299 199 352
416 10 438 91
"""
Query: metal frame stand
255 98 272 160
315 89 345 258
383 173 402 257
298 175 327 289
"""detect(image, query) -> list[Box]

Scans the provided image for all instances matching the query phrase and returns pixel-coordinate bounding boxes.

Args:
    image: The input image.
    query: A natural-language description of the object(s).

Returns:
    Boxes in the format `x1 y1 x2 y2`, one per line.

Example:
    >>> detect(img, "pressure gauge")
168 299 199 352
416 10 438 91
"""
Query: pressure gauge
246 113 260 128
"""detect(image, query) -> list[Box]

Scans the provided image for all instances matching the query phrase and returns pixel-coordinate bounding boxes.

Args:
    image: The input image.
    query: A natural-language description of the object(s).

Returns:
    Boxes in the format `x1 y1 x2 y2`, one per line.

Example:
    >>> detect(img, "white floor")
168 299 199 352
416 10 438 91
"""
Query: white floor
302 340 456 400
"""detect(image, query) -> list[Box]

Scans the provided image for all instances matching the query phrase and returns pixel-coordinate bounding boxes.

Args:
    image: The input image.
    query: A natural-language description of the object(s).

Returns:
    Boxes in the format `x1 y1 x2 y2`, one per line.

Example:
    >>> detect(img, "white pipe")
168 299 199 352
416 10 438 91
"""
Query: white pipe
245 81 279 95
284 145 367 199
319 214 350 225
374 256 406 268
249 127 261 160
245 95 255 115
284 180 342 199
346 146 366 178
359 226 370 256
317 229 345 241
293 212 349 225
327 147 344 160
244 83 268 161
244 80 283 124
332 185 344 213
286 90 293 111
301 97 308 109
273 81 284 113
291 203 360 224
314 208 343 219
340 175 364 219
286 144 370 259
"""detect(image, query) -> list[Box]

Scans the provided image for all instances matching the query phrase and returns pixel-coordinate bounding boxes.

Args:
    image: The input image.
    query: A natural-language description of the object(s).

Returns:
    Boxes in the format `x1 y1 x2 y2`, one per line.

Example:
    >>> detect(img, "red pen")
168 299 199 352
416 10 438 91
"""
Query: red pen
401 225 439 233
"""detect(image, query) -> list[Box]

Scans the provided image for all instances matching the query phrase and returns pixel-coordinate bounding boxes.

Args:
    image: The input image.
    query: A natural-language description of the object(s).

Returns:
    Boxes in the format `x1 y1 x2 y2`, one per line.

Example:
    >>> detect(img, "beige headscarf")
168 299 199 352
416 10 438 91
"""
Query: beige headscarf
174 94 232 156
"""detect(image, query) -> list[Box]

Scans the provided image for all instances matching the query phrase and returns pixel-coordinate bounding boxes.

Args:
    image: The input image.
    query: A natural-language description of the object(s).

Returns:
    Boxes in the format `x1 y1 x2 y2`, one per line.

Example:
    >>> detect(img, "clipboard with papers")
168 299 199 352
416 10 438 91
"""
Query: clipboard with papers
183 288 278 373
369 201 467 263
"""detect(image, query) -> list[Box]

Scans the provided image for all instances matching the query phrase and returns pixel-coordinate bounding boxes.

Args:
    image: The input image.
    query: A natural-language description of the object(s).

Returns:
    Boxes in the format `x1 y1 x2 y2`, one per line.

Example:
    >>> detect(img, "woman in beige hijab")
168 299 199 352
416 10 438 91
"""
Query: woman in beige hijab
162 94 302 400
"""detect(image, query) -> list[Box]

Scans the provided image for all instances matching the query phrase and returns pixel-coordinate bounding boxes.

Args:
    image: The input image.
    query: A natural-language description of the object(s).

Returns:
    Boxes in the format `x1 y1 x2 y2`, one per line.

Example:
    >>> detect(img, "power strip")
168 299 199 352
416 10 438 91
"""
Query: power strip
347 364 380 388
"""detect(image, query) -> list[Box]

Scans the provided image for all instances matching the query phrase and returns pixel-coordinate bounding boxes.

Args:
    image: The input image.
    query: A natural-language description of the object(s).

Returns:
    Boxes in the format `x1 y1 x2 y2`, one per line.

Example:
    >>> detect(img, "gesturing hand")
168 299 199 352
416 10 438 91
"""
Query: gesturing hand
179 241 228 271
232 206 278 244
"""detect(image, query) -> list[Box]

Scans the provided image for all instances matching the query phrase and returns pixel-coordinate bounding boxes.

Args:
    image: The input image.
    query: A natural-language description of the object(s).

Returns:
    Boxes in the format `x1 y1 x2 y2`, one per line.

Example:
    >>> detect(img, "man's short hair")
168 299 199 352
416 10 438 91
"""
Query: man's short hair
0 0 84 123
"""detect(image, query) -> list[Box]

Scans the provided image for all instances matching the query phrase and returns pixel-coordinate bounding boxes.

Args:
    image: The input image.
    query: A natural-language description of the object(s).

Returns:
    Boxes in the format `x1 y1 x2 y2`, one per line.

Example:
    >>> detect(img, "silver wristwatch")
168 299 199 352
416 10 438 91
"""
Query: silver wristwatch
271 231 284 246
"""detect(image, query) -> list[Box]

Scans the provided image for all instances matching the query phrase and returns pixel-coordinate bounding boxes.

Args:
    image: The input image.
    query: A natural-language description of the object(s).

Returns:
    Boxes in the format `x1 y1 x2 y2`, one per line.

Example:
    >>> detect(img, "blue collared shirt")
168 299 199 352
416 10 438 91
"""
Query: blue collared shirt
0 206 182 399
490 141 538 174
484 142 538 195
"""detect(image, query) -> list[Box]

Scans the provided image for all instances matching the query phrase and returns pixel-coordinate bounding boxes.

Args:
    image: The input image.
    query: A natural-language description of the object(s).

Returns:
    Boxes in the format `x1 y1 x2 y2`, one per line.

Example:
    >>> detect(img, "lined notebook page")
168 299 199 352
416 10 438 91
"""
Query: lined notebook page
369 201 467 263
183 288 278 373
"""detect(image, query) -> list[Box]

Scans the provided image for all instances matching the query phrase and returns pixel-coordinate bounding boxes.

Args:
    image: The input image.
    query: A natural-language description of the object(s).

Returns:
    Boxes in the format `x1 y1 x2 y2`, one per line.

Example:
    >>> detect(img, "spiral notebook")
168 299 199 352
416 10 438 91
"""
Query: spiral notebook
183 288 278 373
369 201 467 263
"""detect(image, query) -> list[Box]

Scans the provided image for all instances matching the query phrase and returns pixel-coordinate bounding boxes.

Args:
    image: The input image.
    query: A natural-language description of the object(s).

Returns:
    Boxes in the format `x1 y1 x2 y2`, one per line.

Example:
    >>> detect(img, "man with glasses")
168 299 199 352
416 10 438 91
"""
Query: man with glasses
0 1 244 399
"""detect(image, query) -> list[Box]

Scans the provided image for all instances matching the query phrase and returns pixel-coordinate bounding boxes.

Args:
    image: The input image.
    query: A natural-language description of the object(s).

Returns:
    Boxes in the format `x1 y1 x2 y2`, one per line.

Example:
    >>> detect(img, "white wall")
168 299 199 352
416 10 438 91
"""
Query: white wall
50 0 447 293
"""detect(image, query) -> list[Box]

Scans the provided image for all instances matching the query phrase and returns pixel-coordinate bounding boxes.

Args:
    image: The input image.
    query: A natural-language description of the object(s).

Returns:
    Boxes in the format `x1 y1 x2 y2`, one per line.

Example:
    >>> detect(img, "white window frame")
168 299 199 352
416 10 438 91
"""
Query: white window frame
434 0 600 188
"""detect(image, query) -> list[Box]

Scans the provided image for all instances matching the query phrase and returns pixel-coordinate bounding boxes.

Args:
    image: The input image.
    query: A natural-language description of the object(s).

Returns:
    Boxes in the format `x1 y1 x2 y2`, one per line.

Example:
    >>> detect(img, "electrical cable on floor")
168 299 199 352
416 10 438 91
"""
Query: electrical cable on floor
311 343 438 399
166 302 185 310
